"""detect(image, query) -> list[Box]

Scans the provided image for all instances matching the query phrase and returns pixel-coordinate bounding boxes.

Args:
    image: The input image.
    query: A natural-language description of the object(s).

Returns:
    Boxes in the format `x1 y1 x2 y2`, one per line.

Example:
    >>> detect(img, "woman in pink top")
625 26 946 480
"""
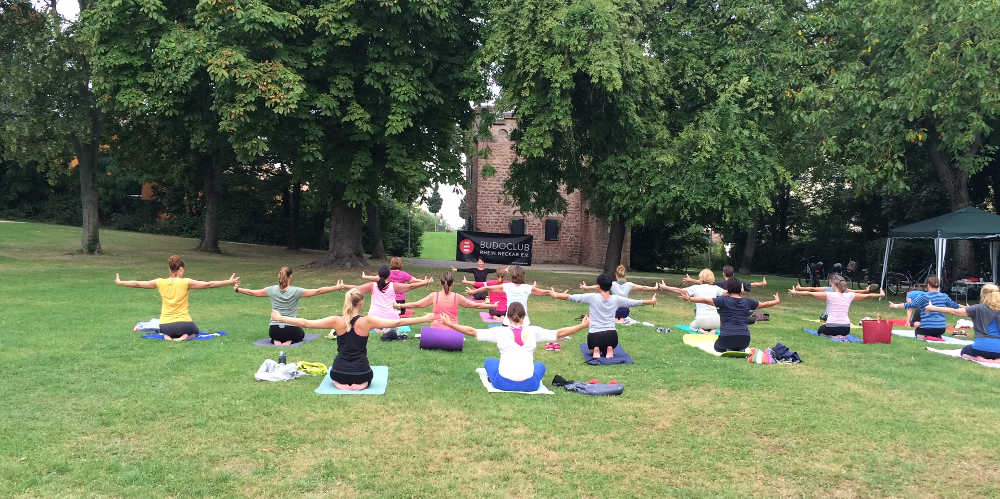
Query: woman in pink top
349 266 430 323
462 266 509 317
395 272 496 327
361 257 415 311
789 275 883 338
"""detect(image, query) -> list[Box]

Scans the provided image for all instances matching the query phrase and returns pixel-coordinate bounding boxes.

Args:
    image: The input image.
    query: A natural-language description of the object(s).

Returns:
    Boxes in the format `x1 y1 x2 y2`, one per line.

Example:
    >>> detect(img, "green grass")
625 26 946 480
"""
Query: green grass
419 231 456 260
2 221 999 497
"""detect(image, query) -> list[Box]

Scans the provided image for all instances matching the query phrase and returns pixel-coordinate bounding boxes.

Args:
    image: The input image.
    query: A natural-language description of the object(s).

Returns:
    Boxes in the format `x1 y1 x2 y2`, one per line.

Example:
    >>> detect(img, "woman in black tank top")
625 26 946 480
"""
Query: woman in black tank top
270 289 434 390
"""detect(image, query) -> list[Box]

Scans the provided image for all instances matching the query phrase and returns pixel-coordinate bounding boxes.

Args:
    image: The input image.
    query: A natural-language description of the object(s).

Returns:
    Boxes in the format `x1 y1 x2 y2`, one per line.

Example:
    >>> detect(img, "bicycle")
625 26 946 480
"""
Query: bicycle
797 256 825 287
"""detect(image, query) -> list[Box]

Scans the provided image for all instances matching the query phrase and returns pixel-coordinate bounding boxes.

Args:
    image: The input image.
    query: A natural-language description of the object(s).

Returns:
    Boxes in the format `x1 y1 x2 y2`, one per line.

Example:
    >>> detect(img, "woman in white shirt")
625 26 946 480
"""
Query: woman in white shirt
467 265 551 325
658 269 724 333
440 302 588 391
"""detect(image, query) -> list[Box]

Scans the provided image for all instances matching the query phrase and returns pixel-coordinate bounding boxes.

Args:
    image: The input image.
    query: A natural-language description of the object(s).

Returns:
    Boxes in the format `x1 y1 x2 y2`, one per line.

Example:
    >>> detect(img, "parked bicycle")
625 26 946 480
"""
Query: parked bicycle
797 256 825 287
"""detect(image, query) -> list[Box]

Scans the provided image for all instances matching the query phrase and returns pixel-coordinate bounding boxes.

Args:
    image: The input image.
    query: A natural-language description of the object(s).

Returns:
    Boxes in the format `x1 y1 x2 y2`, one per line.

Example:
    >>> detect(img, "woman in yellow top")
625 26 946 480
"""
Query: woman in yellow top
115 255 238 341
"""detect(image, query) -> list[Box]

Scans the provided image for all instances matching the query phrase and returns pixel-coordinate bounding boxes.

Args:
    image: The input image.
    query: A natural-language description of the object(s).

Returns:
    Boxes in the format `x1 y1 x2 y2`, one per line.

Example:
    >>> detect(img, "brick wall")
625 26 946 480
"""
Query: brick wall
468 115 630 268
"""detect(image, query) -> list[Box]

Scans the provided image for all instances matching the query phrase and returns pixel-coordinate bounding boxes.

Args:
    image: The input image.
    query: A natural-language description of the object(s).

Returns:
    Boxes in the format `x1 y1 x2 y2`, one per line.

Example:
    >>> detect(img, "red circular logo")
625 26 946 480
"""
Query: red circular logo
459 239 475 255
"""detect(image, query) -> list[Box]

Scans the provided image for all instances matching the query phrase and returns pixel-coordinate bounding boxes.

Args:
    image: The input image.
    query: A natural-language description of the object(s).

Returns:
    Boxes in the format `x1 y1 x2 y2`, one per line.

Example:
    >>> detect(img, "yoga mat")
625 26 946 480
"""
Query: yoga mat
142 331 228 341
475 368 554 394
892 329 972 345
808 319 861 329
682 334 748 358
253 334 321 347
674 324 719 335
419 327 465 351
926 347 1000 369
314 366 389 395
578 344 634 365
480 311 502 323
803 328 862 343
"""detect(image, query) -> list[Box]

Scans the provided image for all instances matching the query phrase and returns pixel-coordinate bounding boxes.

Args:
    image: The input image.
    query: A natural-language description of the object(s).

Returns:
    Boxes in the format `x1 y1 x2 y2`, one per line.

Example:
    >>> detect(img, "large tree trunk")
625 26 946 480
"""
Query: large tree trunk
602 218 627 275
927 125 974 278
75 140 102 254
739 222 758 274
366 201 386 260
287 182 301 250
198 154 221 252
314 194 367 267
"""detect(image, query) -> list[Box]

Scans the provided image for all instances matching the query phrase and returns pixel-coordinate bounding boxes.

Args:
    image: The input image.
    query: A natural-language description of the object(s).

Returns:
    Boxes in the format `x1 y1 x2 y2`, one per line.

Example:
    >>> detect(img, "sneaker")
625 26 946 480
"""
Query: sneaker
552 343 561 352
608 380 618 385
544 343 554 351
587 378 599 384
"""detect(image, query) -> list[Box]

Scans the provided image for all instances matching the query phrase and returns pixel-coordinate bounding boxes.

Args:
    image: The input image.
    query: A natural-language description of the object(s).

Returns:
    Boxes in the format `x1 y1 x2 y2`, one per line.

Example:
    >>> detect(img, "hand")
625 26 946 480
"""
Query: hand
393 303 402 310
878 288 885 297
579 281 587 289
773 292 780 303
233 281 240 293
650 293 657 305
440 313 455 326
270 310 282 321
229 273 238 284
581 315 590 327
465 286 477 295
678 290 691 301
761 276 767 286
336 279 344 289
450 266 457 272
888 301 899 309
419 313 435 322
115 273 121 284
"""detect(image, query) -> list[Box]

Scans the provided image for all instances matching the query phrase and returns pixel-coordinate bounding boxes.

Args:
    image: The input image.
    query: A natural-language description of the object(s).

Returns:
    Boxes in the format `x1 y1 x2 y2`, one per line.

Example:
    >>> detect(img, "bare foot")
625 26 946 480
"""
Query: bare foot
592 347 601 359
605 347 615 359
333 381 370 391
273 340 292 346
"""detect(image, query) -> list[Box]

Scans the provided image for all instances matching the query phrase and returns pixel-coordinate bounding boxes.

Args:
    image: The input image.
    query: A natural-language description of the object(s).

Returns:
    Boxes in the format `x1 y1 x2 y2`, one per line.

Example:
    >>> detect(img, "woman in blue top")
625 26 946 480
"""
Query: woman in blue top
888 277 959 338
925 284 1000 363
682 279 781 353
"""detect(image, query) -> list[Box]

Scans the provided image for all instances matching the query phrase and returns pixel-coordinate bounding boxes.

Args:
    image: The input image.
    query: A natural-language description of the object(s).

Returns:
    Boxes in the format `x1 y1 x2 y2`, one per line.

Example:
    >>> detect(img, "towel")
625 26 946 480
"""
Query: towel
803 328 862 343
926 347 1000 368
314 366 389 395
892 329 972 345
475 368 554 394
133 318 160 332
142 331 228 341
254 359 306 382
253 334 322 347
578 344 634 365
681 333 748 358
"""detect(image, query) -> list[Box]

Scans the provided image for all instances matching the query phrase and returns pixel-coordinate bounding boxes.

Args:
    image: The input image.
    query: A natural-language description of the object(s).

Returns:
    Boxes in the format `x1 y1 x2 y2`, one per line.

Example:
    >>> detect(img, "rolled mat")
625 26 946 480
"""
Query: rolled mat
419 327 465 351
142 331 227 341
803 328 862 343
315 366 389 395
253 334 321 347
578 344 634 365
926 347 1000 368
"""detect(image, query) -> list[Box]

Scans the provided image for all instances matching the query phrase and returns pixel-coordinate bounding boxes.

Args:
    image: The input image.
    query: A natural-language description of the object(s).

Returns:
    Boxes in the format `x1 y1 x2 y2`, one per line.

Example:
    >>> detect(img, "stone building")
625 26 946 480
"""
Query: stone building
464 112 630 267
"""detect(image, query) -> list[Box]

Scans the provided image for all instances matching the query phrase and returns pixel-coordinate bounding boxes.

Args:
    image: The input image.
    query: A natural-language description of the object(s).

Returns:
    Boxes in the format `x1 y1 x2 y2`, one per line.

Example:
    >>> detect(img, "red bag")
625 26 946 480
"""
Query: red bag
861 319 892 344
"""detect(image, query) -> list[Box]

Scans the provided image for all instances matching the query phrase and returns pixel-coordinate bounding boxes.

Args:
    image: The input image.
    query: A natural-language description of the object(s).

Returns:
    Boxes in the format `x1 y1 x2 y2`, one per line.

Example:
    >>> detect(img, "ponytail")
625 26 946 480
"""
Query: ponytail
278 266 292 289
342 288 364 318
377 265 391 292
440 271 454 294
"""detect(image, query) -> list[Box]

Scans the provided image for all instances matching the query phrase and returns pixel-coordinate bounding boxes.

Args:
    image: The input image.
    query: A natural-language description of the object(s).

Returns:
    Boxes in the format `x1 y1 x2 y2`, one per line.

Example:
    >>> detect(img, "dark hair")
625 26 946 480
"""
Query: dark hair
377 265 391 292
506 302 526 323
168 255 184 272
723 265 735 278
927 276 940 289
596 273 613 291
725 278 743 295
440 271 454 293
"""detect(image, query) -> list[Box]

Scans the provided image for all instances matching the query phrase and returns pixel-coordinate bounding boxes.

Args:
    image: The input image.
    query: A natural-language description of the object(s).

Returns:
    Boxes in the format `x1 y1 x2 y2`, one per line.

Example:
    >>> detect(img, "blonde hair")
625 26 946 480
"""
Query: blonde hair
509 265 525 284
698 268 715 284
616 265 626 280
830 275 847 293
342 288 364 318
278 266 292 289
981 284 1000 311
389 257 403 270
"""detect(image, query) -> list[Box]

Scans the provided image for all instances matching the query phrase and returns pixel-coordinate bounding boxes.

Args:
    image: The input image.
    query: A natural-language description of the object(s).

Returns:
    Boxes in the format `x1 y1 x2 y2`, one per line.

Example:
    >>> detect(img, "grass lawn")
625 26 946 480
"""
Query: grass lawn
419 231 456 260
2 222 999 497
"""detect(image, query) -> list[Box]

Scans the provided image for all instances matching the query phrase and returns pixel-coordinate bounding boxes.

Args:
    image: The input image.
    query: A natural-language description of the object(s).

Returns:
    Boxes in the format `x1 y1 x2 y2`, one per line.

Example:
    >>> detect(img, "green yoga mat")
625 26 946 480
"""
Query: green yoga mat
682 334 748 358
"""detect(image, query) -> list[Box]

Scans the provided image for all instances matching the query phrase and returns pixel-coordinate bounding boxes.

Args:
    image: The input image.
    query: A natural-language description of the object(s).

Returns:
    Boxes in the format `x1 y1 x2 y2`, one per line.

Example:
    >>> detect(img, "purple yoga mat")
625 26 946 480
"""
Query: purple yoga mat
419 327 465 351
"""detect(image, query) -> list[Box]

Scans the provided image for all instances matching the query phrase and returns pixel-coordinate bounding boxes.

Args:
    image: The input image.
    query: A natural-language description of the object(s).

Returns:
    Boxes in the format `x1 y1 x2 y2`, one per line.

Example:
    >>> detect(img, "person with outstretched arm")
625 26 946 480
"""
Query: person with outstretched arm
393 272 496 328
440 303 589 391
680 279 780 353
684 264 766 293
467 265 552 326
925 284 1000 363
451 258 496 300
788 275 884 338
234 266 348 345
658 268 723 333
115 254 238 341
579 265 658 322
888 276 958 339
549 273 657 359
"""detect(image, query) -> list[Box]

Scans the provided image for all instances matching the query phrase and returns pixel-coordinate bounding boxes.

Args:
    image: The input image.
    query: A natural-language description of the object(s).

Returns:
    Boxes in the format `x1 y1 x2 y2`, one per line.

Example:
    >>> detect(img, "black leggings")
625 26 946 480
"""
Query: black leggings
330 369 373 385
961 345 1000 360
269 324 305 343
160 321 199 338
587 330 619 350
818 325 851 336
489 307 507 317
714 335 750 353
916 327 946 338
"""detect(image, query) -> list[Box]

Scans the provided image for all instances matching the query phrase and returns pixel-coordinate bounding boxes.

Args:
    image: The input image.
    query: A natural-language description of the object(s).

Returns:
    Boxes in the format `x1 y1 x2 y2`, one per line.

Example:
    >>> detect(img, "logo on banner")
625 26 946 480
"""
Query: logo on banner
459 238 476 255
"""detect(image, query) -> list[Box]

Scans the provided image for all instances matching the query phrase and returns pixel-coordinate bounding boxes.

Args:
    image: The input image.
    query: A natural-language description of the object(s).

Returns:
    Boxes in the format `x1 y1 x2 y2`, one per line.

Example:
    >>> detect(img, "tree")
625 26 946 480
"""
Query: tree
426 185 443 215
1 0 104 253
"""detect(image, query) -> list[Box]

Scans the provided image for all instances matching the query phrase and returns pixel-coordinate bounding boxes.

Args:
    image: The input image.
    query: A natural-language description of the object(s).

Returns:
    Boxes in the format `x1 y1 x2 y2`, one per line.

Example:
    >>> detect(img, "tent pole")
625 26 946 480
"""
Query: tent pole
991 241 998 284
879 238 893 299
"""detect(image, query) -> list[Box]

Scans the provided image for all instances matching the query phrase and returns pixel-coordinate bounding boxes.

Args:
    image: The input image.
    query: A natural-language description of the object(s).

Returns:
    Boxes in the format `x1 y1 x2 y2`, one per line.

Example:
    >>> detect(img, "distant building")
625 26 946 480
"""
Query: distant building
465 112 630 267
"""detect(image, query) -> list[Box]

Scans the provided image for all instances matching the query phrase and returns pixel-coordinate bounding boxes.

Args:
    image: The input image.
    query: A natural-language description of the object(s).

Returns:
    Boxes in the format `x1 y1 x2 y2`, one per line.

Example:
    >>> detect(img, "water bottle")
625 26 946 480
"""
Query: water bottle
278 351 286 364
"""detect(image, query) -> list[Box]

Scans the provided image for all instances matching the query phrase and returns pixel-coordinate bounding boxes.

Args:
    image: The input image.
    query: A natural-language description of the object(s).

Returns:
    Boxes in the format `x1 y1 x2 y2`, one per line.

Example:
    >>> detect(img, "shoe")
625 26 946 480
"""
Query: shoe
608 380 618 385
544 343 554 351
552 343 561 352
587 378 599 384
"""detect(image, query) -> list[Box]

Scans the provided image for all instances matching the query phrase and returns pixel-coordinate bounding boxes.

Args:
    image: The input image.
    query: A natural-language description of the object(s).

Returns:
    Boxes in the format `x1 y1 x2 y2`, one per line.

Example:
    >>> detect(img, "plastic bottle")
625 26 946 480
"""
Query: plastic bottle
278 351 286 364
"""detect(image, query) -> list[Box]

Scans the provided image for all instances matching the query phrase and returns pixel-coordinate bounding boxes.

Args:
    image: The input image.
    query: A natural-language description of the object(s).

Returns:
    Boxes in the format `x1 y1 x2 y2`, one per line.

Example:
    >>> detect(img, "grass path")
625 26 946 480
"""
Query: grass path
1 222 998 497
419 231 456 260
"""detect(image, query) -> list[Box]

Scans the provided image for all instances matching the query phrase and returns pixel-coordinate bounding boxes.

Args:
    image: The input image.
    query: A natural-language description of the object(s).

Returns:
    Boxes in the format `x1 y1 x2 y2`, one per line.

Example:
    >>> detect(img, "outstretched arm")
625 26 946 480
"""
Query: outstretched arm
682 274 699 285
630 283 659 292
189 273 239 290
555 316 590 338
851 289 886 301
756 293 781 309
457 294 496 310
301 280 347 298
341 281 374 294
114 273 157 289
360 271 379 282
462 278 480 286
657 281 685 295
530 283 551 296
787 289 828 301
679 290 715 306
751 276 767 287
547 287 572 300
794 284 826 292
469 283 504 293
579 281 600 291
234 284 268 297
270 310 344 330
394 293 435 310
363 312 435 331
439 314 478 337
394 277 432 293
924 304 969 316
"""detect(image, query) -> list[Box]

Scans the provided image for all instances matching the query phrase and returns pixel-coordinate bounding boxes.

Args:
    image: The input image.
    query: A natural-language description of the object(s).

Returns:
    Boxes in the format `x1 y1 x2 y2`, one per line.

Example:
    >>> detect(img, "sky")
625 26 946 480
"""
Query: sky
51 0 466 229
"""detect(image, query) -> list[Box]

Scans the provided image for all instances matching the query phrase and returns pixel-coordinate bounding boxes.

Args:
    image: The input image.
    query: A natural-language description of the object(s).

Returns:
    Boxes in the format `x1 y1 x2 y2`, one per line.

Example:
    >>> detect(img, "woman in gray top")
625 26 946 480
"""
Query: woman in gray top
235 266 347 345
579 265 658 321
551 273 657 358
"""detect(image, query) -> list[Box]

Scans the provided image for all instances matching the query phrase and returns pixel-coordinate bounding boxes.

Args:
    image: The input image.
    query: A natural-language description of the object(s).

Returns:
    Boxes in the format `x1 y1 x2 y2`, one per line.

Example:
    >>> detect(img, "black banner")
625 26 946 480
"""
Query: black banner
456 230 533 265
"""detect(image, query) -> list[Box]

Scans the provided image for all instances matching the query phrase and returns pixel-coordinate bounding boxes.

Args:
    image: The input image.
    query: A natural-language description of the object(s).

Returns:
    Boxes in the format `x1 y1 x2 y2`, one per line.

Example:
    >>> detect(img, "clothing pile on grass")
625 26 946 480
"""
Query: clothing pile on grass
551 375 624 396
255 359 328 382
746 343 802 365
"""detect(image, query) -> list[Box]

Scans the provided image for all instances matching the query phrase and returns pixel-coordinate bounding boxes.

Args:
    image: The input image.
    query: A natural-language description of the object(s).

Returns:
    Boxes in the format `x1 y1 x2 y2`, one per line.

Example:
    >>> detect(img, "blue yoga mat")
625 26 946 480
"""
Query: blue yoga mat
142 331 228 341
315 366 388 395
803 328 861 343
578 344 634 365
674 324 719 335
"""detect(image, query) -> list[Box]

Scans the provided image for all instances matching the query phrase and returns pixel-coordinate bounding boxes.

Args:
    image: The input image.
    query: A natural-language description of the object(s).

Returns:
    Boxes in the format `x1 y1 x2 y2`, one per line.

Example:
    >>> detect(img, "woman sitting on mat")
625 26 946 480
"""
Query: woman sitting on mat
549 273 657 359
271 289 434 390
467 265 552 326
925 284 1000 363
579 265 658 322
680 279 780 353
794 281 874 322
788 275 884 338
394 271 496 328
233 266 348 346
347 266 431 328
361 257 416 314
439 303 589 391
888 277 958 338
115 255 238 341
451 258 496 300
463 266 510 317
658 268 724 333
